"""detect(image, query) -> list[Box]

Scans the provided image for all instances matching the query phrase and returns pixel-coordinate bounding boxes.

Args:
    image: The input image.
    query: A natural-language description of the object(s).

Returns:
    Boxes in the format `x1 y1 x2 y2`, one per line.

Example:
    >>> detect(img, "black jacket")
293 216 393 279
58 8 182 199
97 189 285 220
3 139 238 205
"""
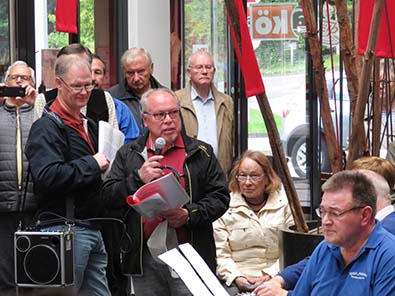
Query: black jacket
101 132 230 275
25 107 104 224
107 76 164 132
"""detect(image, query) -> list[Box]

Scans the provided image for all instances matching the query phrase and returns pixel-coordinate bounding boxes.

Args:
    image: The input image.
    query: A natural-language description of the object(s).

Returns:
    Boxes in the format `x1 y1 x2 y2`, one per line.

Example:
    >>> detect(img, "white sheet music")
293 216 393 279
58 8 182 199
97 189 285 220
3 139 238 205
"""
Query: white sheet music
98 120 125 162
158 248 214 296
179 244 229 296
158 243 230 296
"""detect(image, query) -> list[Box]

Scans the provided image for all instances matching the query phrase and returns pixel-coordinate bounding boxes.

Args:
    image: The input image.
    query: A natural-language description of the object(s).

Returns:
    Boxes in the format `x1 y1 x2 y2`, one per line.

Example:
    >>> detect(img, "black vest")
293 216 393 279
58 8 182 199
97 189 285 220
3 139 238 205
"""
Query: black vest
44 88 109 123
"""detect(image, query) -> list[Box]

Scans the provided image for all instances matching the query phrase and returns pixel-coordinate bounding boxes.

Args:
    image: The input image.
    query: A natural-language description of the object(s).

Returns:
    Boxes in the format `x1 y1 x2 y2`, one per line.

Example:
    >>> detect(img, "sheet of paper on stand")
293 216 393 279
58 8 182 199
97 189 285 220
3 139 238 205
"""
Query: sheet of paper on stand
126 173 189 220
158 243 230 296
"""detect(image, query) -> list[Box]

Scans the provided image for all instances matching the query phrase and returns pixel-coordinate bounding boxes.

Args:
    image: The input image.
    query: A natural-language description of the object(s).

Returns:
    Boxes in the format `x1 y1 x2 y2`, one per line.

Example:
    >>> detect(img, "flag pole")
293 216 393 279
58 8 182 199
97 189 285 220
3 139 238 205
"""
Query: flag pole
225 0 308 233
346 0 386 167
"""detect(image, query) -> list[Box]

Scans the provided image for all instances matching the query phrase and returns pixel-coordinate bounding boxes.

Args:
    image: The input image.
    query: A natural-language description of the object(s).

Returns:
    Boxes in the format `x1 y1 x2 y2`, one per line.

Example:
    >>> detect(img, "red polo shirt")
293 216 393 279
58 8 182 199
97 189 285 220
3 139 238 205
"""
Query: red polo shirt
143 134 190 243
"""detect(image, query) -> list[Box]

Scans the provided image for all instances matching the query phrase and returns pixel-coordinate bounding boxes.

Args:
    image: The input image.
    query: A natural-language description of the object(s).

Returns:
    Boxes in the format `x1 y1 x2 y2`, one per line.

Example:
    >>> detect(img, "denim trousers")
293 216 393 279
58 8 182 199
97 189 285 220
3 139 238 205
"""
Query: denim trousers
43 225 111 296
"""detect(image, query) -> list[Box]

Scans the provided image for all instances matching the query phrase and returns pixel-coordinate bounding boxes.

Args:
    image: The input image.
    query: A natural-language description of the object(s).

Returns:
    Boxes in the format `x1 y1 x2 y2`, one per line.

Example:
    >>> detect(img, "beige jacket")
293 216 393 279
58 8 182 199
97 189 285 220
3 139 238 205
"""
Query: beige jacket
213 190 294 286
175 84 234 176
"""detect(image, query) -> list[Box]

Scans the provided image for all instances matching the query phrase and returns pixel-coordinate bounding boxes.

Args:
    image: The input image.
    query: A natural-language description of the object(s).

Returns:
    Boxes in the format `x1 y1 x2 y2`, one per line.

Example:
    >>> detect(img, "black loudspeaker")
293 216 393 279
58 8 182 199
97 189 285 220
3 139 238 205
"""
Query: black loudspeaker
14 231 74 287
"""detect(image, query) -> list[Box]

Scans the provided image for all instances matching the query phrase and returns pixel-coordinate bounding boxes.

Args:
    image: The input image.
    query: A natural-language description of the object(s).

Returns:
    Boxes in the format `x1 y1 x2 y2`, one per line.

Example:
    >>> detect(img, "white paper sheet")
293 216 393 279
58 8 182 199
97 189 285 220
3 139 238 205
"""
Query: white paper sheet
179 243 229 296
158 248 214 296
98 120 125 162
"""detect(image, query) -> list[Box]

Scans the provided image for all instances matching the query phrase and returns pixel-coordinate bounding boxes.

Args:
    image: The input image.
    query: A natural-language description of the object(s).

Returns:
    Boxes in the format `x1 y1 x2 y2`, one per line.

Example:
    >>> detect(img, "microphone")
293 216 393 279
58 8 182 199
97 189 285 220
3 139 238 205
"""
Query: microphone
154 137 166 155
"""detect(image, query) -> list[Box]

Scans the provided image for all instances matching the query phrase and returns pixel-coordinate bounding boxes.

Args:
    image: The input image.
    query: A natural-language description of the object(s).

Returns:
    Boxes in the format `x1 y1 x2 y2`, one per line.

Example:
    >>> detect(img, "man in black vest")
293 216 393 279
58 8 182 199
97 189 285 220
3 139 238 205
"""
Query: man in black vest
34 44 118 128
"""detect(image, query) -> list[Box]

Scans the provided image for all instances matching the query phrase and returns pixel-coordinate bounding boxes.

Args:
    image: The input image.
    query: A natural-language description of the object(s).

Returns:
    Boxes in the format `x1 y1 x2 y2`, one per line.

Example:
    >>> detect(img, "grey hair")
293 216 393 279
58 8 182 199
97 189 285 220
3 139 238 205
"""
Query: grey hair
4 61 36 86
55 54 91 79
121 48 152 68
187 49 215 68
358 169 391 204
140 88 180 112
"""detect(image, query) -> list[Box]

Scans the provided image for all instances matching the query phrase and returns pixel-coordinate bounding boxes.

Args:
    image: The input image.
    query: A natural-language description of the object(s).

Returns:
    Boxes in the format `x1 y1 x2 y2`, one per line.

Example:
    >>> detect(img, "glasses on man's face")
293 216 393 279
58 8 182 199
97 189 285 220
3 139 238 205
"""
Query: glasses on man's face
236 174 265 182
315 206 364 219
8 74 32 82
58 77 94 93
143 109 180 121
189 65 215 72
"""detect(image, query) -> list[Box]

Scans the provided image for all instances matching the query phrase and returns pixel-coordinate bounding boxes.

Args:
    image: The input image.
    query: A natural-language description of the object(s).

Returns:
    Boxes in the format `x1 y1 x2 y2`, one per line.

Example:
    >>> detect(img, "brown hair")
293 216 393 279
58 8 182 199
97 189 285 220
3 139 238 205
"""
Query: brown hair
229 150 281 193
351 156 395 190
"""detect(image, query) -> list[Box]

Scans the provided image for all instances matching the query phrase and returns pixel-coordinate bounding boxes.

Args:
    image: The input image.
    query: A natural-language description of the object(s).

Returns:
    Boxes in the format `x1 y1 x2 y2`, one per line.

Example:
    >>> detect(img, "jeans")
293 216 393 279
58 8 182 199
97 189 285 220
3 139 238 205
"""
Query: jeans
43 225 111 296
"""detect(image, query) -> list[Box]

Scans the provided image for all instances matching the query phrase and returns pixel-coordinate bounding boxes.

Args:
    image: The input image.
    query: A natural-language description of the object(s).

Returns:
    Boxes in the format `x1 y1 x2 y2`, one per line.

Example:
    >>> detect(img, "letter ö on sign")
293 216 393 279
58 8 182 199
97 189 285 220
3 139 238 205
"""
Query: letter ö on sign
250 4 298 40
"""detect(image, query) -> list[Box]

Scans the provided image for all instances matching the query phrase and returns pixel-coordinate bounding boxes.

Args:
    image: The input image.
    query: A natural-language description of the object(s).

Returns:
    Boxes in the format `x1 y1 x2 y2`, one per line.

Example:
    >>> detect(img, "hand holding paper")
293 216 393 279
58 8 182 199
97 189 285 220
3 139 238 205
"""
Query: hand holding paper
160 208 189 228
127 173 189 220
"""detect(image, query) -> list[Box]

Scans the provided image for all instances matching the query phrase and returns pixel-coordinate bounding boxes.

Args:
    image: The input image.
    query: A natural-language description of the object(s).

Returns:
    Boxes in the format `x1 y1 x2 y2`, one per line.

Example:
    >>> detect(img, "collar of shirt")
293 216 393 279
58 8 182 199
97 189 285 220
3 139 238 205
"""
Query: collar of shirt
146 133 185 155
376 205 395 221
50 98 95 153
191 86 214 103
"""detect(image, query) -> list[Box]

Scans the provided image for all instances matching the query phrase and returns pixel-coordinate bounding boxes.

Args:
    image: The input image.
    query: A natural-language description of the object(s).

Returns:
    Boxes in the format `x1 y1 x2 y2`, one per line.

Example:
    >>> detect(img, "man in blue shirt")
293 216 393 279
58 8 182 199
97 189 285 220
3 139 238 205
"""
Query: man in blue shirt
257 170 395 296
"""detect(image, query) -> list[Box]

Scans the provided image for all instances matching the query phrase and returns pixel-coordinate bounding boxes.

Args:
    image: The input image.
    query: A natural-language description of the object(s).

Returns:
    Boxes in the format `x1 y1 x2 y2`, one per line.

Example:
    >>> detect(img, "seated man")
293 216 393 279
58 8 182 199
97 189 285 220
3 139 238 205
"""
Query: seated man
255 156 395 296
257 170 395 295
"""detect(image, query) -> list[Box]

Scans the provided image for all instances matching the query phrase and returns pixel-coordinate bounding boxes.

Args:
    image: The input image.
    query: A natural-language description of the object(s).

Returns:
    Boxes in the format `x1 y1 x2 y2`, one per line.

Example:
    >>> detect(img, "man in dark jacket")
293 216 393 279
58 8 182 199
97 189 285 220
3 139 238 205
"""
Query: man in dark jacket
101 88 230 295
107 47 164 133
0 61 37 292
25 54 111 296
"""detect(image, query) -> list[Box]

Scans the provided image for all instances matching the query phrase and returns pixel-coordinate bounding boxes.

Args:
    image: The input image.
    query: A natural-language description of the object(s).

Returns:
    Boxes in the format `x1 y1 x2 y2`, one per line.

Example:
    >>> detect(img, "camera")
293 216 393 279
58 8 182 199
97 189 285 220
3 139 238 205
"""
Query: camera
15 230 74 287
0 86 26 97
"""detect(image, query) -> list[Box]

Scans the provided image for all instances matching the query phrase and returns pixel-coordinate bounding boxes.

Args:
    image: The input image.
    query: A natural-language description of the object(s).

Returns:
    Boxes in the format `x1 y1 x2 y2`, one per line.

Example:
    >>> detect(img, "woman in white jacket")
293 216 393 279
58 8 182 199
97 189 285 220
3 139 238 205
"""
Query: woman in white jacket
214 150 294 295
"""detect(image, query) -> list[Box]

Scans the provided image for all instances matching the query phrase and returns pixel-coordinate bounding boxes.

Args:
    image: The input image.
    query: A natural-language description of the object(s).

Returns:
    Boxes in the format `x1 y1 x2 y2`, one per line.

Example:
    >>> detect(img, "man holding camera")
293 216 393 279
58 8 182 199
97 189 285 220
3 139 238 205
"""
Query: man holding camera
0 61 37 292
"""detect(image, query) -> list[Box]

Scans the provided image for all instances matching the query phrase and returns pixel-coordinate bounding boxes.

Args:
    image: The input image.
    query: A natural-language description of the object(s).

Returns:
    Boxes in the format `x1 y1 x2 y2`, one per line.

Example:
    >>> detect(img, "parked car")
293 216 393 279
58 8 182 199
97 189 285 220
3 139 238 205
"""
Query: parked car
284 75 350 177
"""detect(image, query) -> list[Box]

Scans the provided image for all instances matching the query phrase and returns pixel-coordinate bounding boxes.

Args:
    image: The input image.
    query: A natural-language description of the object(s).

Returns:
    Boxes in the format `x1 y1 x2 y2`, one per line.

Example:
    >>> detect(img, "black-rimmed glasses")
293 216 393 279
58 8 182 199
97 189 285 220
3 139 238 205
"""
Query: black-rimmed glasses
143 109 180 121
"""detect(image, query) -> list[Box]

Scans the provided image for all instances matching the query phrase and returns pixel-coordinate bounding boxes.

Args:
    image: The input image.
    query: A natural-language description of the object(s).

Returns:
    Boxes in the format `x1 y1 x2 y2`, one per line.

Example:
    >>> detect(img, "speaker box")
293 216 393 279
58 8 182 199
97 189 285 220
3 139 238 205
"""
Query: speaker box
14 231 74 287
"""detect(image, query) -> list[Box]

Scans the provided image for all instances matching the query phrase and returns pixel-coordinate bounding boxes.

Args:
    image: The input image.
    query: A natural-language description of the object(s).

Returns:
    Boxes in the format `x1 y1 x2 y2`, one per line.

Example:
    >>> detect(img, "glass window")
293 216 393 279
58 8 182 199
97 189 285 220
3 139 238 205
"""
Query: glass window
0 0 10 79
183 0 229 92
247 0 309 204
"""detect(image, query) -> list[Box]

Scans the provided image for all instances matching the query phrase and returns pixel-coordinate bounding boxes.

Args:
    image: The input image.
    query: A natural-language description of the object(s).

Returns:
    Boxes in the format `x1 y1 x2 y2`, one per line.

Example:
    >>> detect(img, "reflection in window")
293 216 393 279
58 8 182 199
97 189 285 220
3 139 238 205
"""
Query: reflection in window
183 0 228 92
0 0 10 78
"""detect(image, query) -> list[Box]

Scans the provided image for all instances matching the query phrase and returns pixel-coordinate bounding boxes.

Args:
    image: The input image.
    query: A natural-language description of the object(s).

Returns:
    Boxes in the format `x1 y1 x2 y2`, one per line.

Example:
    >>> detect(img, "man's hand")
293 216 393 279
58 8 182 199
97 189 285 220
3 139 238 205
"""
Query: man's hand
159 208 189 228
21 84 38 106
93 153 110 172
254 276 288 296
138 155 164 183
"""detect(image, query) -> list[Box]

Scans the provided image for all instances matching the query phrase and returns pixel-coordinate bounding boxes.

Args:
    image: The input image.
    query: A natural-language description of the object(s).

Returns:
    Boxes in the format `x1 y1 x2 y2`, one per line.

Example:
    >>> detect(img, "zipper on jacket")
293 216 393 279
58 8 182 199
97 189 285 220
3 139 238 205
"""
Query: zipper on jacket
16 107 23 191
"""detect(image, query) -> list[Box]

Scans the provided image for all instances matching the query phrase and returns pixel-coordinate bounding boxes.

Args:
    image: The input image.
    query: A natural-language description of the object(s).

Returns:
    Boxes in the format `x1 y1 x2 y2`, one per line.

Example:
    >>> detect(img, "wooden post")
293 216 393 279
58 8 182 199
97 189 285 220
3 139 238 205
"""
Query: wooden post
346 0 386 167
301 0 341 173
334 0 359 114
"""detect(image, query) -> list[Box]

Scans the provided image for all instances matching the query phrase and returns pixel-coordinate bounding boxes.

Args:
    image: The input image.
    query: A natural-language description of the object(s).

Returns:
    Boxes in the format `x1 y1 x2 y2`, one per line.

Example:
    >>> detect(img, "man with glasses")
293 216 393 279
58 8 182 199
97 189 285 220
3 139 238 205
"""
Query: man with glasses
25 54 111 295
108 47 164 133
0 61 37 292
101 88 230 295
176 49 234 176
256 170 395 296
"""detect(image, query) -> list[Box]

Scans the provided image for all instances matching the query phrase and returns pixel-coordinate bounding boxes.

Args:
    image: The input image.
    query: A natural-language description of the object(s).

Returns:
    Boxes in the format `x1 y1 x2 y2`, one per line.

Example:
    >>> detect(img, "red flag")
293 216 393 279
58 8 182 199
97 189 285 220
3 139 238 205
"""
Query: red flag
358 0 395 58
227 0 265 97
56 0 78 34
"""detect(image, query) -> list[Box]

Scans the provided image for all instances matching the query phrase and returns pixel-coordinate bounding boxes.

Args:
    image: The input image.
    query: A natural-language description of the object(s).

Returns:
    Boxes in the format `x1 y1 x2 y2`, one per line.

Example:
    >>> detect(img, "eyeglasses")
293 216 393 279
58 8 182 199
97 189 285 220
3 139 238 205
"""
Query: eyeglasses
236 174 265 182
143 109 180 121
189 65 215 72
8 74 32 82
315 206 364 219
58 76 94 93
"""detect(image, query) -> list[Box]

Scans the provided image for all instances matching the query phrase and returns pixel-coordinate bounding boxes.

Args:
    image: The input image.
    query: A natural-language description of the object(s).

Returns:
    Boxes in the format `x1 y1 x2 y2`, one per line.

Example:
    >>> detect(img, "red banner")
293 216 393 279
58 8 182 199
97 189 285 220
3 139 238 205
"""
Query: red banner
228 0 265 97
358 0 395 58
56 0 78 34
